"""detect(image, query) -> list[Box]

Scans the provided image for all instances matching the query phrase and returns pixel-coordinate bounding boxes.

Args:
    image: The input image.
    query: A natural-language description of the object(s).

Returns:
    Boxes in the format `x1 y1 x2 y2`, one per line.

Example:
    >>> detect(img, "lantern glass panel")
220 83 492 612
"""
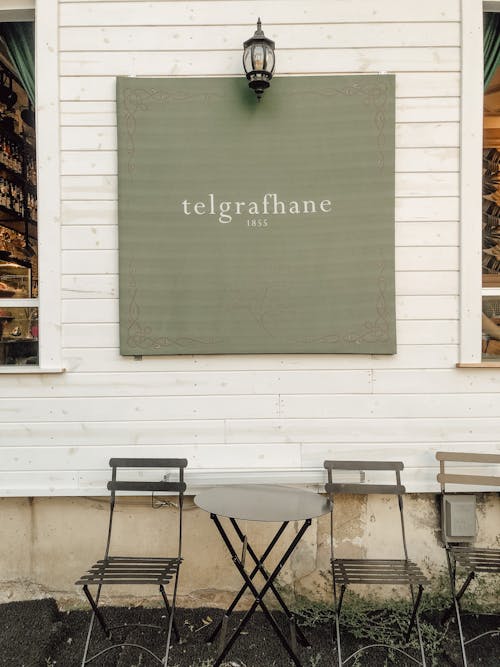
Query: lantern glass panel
243 48 253 73
264 47 275 74
252 45 265 71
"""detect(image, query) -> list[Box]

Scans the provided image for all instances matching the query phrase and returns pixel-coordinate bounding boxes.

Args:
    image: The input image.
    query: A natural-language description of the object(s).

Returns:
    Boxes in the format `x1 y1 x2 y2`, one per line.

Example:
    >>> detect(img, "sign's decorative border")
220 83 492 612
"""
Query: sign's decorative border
119 77 394 354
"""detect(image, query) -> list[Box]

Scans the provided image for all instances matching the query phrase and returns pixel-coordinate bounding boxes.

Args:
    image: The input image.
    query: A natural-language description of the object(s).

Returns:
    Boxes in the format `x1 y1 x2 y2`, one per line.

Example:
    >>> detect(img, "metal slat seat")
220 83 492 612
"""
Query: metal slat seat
324 460 428 667
436 452 500 667
334 559 427 586
75 458 187 667
77 556 182 585
451 546 500 573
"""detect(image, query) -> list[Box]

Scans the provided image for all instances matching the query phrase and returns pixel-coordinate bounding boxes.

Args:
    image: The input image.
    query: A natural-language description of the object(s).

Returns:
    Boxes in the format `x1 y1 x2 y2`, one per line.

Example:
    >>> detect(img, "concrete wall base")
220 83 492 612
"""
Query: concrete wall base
1 494 499 609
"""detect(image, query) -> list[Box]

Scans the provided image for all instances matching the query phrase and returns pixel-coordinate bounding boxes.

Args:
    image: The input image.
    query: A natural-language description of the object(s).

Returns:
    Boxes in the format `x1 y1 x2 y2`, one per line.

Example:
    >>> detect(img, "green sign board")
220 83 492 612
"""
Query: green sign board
117 75 396 355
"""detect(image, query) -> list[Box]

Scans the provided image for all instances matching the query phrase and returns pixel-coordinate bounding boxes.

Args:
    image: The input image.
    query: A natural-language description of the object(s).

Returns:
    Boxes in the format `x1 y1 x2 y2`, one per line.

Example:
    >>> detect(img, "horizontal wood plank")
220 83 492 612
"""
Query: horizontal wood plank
0 370 373 398
62 176 116 201
0 443 301 471
0 421 225 446
396 271 458 295
61 344 459 372
59 48 460 77
60 270 459 301
225 418 500 444
60 73 461 102
59 2 461 26
280 393 500 419
60 147 460 176
60 246 460 275
59 23 460 52
60 220 459 251
374 370 500 393
60 122 460 151
396 320 459 344
304 442 500 469
60 172 459 201
396 222 458 246
395 247 459 271
61 319 461 349
59 295 460 324
396 198 459 222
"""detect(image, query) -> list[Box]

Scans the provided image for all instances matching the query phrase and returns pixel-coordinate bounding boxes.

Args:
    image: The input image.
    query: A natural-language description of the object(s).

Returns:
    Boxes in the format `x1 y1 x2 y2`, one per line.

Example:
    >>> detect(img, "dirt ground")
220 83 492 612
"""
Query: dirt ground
0 599 498 667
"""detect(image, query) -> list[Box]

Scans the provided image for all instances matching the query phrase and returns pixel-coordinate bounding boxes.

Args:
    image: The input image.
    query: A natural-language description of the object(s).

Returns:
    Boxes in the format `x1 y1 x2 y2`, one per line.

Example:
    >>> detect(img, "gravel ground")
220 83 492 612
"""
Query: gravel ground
0 599 498 667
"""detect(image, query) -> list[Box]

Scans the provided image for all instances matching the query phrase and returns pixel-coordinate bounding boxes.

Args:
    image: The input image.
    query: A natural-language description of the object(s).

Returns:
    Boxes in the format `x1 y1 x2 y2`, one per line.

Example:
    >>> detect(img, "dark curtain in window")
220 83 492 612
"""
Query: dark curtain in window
485 13 500 91
0 22 35 106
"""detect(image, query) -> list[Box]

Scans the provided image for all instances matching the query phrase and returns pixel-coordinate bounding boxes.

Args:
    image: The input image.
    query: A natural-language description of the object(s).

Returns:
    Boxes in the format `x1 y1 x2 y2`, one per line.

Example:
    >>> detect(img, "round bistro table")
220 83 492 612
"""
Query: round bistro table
194 484 331 667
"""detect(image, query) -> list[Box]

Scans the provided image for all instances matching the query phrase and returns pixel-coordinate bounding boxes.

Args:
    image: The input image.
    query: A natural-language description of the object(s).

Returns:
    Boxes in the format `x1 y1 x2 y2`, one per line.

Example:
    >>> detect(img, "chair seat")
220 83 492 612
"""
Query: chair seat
450 546 500 573
76 556 182 586
333 558 427 586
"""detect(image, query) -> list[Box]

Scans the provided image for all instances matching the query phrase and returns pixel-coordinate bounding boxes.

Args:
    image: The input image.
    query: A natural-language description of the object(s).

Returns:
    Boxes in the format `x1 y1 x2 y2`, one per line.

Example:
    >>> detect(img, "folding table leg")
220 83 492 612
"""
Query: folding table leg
230 518 311 648
211 514 312 667
206 520 288 645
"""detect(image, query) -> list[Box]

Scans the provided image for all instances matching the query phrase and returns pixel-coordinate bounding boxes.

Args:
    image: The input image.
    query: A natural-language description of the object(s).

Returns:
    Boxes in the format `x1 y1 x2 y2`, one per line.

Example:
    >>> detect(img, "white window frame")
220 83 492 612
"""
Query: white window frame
0 0 62 373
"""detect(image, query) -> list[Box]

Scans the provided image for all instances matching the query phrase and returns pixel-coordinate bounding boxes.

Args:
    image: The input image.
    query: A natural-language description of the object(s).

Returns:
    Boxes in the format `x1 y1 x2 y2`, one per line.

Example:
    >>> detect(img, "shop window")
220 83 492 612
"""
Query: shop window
0 20 37 365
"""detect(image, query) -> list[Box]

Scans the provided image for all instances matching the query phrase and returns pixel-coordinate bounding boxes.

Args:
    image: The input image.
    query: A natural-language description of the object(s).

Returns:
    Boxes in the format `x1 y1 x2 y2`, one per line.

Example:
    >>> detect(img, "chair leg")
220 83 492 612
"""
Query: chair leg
80 584 111 667
333 594 343 667
405 584 423 642
80 608 96 667
406 584 426 667
162 564 182 667
160 584 180 643
414 611 427 667
82 585 112 639
444 550 468 667
331 562 344 667
337 583 346 618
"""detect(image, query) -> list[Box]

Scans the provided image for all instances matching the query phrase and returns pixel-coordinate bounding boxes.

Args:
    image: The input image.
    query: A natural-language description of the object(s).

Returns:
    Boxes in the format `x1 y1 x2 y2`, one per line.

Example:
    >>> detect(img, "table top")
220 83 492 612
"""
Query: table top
194 484 331 522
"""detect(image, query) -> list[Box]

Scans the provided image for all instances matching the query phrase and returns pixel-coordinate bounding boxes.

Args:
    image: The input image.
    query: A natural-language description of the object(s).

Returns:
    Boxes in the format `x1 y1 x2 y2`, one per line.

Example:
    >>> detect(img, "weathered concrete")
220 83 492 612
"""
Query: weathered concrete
1 493 499 608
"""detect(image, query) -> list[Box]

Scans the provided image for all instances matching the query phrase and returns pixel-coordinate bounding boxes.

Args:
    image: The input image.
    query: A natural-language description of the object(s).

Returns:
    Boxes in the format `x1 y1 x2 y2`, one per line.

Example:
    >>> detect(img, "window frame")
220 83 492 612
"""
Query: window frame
0 0 62 373
458 1 483 365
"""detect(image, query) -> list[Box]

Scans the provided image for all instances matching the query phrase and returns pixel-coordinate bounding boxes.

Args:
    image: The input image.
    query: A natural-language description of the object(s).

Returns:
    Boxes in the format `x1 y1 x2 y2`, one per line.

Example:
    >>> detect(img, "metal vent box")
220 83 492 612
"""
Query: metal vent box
443 494 477 542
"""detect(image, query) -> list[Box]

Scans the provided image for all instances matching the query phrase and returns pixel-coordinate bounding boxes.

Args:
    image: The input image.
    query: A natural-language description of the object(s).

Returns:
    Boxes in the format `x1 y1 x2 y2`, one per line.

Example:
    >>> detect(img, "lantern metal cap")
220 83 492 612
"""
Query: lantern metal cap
243 18 275 49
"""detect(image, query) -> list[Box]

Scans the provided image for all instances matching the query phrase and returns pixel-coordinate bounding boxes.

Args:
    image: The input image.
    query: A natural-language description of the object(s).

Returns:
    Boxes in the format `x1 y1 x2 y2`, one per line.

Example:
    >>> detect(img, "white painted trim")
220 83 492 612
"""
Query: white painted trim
1 1 34 9
484 1 500 11
0 10 34 21
459 1 484 363
0 0 62 372
0 366 64 374
0 1 34 21
0 298 37 308
34 0 63 371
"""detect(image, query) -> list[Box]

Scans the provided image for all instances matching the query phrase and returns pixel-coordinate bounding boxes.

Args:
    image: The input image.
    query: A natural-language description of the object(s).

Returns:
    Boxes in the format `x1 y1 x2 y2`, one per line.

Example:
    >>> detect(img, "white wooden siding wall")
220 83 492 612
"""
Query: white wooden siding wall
1 0 500 495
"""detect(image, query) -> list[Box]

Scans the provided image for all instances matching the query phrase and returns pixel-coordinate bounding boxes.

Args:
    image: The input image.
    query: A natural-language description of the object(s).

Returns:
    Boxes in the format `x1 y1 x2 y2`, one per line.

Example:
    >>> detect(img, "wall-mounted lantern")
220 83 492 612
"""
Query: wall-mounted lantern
243 18 275 101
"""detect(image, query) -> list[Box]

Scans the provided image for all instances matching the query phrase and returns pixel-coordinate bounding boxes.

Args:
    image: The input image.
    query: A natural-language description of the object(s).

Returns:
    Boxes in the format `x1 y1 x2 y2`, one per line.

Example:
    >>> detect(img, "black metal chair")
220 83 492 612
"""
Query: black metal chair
324 460 428 666
436 451 500 667
75 457 187 666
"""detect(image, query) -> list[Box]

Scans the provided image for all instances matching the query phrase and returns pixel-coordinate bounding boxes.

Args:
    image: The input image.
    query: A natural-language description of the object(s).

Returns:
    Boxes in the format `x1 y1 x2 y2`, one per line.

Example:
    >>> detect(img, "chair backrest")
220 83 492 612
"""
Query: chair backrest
436 452 500 491
323 460 405 495
436 452 500 545
108 457 187 496
323 460 409 560
104 458 188 561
